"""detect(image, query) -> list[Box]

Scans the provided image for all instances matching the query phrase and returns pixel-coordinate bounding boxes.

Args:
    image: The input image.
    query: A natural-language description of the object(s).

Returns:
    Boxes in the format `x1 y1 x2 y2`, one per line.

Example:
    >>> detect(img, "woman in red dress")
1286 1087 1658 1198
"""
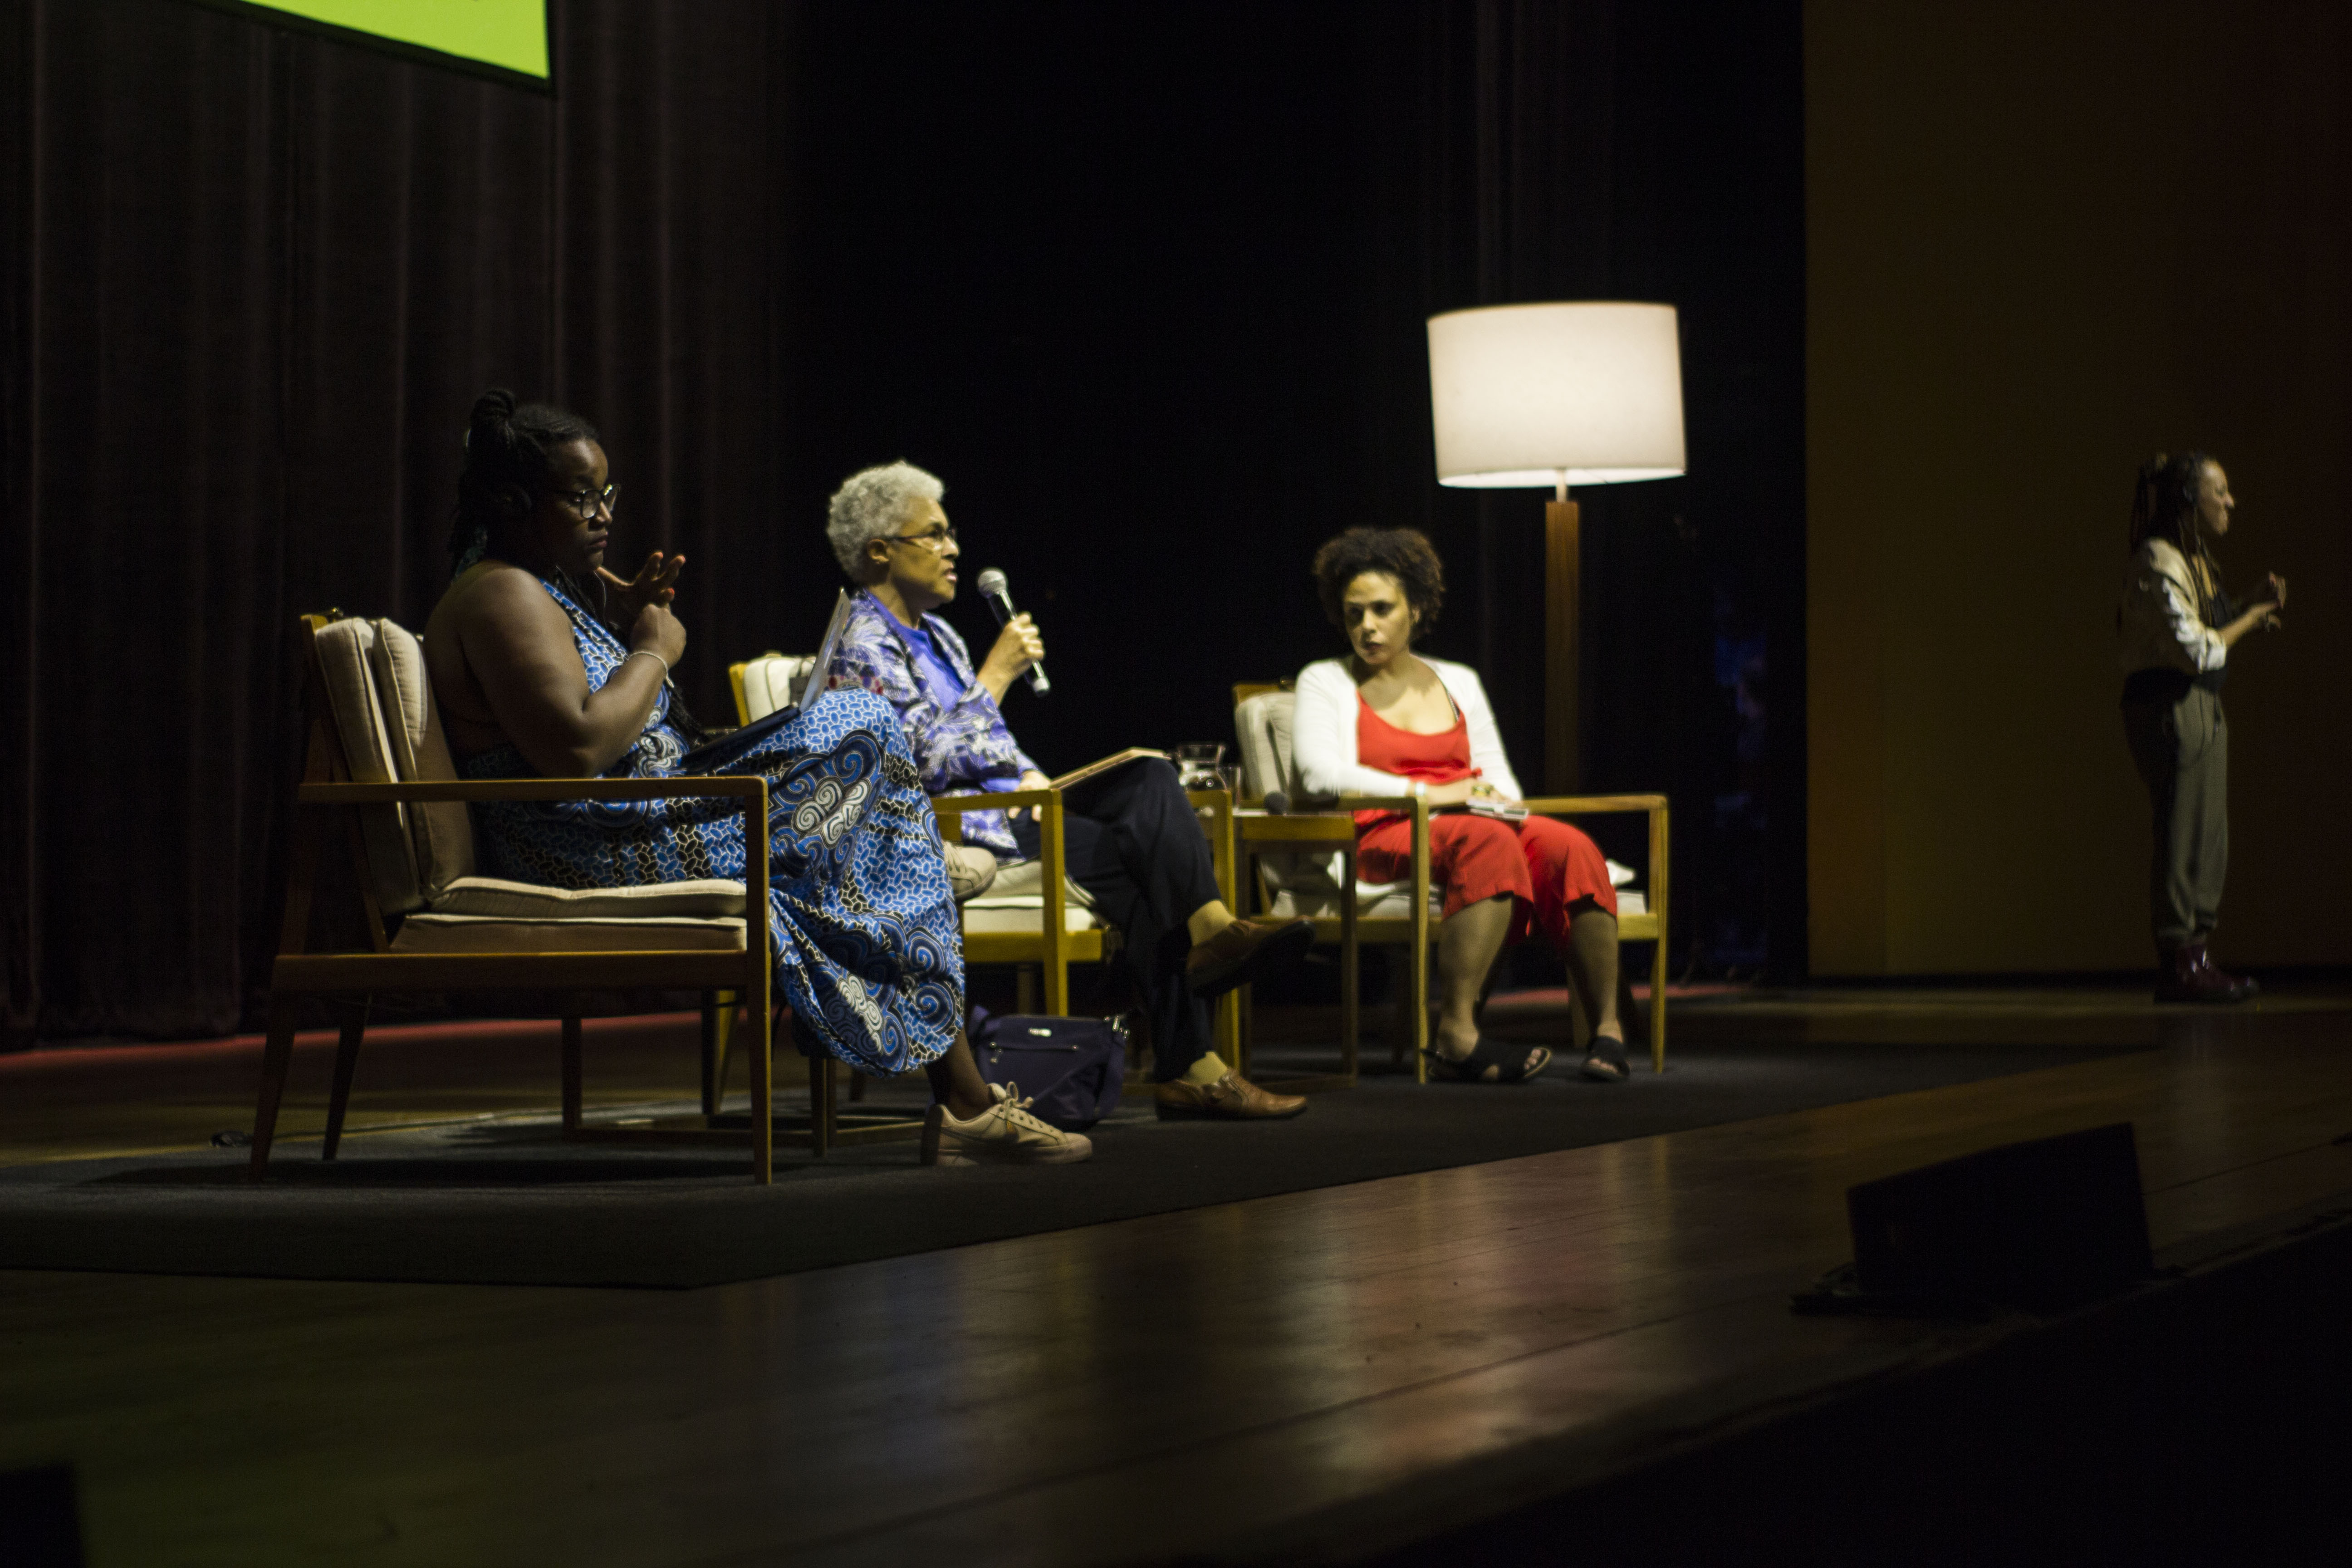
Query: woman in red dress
1292 528 1630 1082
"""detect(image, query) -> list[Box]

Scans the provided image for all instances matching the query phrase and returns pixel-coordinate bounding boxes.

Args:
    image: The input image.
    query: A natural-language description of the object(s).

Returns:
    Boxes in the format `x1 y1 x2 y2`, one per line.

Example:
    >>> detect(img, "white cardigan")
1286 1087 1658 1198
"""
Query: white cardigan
1292 657 1524 802
2116 537 2228 676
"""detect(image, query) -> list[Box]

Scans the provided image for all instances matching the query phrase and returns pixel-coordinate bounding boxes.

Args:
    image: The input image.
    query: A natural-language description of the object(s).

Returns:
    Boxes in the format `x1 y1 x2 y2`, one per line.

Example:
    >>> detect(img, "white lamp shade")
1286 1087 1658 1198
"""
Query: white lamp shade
1427 302 1686 488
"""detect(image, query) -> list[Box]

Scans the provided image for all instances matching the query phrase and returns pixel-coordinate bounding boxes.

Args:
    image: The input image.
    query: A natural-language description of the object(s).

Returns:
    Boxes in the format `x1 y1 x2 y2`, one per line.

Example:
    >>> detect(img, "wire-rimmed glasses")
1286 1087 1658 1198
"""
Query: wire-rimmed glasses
554 483 619 519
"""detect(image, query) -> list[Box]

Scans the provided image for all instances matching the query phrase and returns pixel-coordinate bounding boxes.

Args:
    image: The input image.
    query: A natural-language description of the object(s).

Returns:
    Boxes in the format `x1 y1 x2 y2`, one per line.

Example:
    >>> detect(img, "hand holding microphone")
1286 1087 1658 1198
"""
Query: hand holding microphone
975 568 1051 698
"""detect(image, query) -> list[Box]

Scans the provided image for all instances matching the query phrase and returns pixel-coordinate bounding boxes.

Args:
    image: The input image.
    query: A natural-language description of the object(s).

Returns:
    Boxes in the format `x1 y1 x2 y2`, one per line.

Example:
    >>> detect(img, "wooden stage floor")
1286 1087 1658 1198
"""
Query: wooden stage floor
4 986 2350 1565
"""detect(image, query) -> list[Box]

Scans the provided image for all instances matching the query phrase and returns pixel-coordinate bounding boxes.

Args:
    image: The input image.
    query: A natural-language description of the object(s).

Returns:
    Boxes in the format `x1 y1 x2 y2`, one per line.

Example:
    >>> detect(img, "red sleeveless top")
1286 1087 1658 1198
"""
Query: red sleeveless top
1354 695 1477 828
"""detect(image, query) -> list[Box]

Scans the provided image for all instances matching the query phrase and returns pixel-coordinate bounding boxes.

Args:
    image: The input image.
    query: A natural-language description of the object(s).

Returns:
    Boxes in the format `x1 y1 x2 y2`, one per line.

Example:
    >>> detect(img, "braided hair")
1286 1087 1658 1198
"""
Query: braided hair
2129 450 2219 621
447 388 601 573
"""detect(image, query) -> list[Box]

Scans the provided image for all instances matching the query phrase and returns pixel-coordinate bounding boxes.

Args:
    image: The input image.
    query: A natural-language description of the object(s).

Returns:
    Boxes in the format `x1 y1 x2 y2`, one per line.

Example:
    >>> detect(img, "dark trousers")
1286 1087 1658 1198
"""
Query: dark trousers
1014 759 1220 1080
2122 684 2228 948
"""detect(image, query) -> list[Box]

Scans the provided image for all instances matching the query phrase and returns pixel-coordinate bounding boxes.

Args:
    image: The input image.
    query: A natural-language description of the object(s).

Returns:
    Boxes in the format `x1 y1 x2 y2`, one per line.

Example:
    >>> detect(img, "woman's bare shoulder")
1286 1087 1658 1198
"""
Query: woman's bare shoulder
443 561 547 610
429 564 565 638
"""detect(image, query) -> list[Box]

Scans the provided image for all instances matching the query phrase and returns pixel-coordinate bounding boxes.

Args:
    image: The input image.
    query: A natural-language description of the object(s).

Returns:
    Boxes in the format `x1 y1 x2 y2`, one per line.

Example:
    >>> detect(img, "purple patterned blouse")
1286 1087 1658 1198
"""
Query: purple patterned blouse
826 589 1039 859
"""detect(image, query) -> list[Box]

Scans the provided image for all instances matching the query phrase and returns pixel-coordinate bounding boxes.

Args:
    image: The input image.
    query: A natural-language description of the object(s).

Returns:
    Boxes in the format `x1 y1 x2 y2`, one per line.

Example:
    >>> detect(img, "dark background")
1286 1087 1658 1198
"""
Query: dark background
0 0 1803 1045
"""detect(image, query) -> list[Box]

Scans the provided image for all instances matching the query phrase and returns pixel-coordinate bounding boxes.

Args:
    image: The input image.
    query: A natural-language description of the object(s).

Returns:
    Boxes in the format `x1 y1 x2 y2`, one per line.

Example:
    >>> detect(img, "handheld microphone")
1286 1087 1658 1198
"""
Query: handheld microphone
974 568 1050 696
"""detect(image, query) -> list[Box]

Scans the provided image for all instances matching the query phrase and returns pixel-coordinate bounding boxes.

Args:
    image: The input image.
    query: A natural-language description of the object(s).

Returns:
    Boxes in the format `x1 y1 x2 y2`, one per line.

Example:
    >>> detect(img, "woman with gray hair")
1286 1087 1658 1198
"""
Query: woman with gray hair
824 463 1049 852
825 460 1316 1121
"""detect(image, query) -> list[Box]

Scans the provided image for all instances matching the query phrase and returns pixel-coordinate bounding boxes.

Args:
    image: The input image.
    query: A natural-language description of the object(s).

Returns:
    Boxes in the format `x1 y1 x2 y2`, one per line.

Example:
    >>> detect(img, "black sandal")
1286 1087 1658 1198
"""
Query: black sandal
1579 1034 1631 1083
1425 1039 1554 1084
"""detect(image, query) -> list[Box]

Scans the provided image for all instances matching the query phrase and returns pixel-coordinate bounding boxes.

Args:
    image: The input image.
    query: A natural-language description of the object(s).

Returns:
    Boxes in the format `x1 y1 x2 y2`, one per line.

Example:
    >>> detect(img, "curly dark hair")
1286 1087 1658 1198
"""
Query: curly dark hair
1311 527 1445 638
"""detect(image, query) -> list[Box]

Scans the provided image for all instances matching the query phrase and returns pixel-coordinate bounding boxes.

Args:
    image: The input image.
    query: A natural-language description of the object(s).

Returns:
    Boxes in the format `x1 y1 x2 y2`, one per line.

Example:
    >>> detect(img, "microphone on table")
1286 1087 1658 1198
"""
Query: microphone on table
1263 790 1291 815
974 568 1051 696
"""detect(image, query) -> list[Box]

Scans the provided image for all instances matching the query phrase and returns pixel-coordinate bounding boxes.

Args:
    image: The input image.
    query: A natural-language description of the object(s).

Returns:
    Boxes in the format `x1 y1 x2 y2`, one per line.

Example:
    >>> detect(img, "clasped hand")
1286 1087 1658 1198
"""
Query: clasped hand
1425 778 1515 809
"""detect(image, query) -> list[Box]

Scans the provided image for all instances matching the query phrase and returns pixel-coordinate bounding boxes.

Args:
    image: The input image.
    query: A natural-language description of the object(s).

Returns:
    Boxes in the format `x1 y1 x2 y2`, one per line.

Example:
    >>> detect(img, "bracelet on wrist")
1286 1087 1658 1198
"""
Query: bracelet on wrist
624 649 671 681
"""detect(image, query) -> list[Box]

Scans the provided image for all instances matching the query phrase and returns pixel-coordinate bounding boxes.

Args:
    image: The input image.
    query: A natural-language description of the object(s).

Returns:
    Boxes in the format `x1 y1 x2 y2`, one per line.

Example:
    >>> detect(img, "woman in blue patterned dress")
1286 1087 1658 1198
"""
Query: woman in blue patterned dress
422 390 1086 1165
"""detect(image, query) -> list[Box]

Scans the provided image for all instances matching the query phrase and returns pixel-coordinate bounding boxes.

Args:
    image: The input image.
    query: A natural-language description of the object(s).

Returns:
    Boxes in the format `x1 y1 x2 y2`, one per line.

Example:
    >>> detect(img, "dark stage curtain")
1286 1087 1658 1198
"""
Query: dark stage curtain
0 0 781 1042
770 1 1806 980
1 0 1801 1046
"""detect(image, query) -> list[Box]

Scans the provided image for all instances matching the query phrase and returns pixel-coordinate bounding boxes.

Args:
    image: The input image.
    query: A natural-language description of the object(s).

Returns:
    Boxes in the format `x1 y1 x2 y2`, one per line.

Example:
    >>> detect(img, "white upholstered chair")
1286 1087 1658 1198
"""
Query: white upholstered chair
1230 684 1668 1082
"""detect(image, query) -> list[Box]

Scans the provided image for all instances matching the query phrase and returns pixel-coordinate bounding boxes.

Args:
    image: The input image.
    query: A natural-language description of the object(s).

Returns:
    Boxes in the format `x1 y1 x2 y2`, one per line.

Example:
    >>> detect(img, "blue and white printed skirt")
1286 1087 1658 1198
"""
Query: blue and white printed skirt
461 579 962 1077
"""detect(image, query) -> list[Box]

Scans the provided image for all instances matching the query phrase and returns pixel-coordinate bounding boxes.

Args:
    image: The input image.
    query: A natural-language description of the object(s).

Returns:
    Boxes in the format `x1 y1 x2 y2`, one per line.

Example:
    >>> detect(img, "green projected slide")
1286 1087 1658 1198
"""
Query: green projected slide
241 1 549 79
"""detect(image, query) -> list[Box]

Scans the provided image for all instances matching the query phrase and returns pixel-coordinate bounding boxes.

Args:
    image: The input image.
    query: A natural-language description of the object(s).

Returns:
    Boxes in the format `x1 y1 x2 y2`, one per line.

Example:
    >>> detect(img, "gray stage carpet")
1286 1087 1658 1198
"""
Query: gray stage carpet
0 1035 2141 1290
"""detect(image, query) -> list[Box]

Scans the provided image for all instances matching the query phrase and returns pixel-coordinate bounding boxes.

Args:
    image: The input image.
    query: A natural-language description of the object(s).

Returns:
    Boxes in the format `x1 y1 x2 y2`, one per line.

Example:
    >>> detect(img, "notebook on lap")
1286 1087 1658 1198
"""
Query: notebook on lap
679 589 854 774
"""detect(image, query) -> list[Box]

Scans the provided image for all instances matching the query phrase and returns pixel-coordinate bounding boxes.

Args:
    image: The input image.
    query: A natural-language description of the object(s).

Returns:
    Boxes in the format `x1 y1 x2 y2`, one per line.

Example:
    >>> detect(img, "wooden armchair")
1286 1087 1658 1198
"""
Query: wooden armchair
253 615 923 1186
733 652 1115 1025
734 654 1240 1072
1230 683 1670 1083
928 787 1241 1062
929 788 1114 1015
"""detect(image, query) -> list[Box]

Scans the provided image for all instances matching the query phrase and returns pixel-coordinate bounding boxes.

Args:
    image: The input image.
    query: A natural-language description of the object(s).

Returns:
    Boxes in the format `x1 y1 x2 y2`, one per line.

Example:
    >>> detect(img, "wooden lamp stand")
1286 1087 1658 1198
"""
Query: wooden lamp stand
1543 484 1580 795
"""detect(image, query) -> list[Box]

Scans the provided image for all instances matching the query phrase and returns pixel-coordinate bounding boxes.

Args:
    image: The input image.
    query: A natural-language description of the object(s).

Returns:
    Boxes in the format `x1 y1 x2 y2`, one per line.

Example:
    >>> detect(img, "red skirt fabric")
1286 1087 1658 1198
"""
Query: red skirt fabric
1357 811 1617 947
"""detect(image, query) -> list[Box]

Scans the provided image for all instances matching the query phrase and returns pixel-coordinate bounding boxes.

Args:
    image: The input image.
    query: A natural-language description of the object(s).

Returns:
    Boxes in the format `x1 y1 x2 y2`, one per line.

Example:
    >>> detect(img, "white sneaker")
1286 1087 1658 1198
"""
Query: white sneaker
927 1083 1093 1166
943 842 999 902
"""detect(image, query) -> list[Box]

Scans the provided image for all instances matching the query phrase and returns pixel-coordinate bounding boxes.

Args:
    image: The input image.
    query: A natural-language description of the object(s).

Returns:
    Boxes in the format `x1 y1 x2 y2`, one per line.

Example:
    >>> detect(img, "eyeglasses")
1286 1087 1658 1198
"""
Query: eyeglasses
884 524 957 554
553 483 619 519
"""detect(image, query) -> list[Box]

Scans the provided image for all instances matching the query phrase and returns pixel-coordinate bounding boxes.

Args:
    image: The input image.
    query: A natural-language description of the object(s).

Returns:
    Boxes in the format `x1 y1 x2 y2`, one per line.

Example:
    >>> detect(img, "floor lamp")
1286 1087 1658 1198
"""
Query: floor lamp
1427 302 1686 792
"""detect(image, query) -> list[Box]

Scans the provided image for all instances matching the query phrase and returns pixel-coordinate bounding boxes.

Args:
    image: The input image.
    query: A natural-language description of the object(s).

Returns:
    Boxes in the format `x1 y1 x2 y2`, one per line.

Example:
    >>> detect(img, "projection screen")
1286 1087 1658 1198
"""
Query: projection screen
225 0 549 81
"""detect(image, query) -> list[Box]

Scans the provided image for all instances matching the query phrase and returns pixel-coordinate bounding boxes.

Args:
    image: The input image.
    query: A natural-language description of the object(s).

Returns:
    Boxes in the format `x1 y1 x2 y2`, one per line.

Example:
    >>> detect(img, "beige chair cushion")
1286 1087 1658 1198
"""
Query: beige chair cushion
1268 884 1435 921
960 904 1105 935
737 653 818 722
392 914 747 954
429 875 745 919
970 856 1096 907
314 618 428 916
368 618 475 900
960 855 1105 934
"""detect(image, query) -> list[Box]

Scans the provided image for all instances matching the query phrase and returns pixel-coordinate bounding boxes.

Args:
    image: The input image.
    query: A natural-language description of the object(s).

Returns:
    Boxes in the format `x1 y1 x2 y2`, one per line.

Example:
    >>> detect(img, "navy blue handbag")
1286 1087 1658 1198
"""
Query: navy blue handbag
970 1009 1129 1132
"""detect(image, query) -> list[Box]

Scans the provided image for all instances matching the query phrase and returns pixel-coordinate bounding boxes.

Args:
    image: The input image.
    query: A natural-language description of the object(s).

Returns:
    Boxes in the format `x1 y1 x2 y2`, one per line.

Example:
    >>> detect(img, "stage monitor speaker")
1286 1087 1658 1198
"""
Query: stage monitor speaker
1847 1122 2154 1314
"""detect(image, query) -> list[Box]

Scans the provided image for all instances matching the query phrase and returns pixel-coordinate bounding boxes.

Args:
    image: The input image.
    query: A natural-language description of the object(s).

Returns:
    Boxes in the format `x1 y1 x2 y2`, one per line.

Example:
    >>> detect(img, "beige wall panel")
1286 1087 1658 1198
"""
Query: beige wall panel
1808 0 2352 973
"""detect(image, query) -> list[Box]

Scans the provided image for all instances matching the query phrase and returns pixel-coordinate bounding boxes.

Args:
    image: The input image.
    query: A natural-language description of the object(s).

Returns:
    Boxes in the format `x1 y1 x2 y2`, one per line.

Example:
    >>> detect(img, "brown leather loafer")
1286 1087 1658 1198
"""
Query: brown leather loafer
1155 1070 1309 1121
1184 918 1314 999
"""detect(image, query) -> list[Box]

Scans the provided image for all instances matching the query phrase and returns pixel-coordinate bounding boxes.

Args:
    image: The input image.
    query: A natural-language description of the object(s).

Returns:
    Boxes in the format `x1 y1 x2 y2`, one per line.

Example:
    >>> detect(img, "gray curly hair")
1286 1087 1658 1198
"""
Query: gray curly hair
827 461 945 580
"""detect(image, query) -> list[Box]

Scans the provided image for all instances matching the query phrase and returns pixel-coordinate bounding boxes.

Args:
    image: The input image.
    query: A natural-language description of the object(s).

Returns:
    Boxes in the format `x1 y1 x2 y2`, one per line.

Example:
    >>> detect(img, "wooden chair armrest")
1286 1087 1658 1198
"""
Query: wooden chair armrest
1337 794 1424 812
1237 814 1359 845
932 789 1057 816
1516 794 1668 814
297 777 765 805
